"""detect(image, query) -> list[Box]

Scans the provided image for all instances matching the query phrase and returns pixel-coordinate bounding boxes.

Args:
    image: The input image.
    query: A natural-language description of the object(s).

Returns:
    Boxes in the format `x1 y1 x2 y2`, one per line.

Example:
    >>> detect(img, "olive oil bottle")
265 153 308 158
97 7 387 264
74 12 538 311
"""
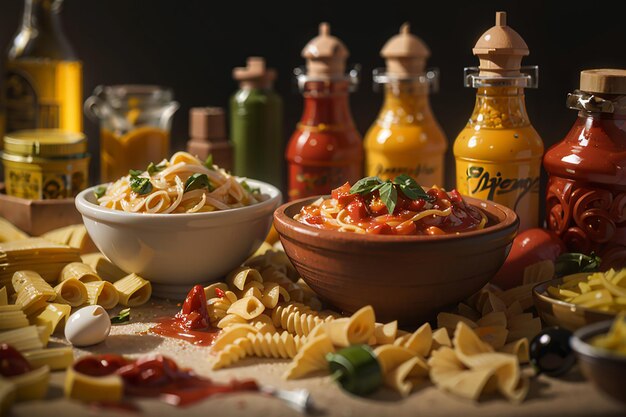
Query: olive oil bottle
1 0 82 137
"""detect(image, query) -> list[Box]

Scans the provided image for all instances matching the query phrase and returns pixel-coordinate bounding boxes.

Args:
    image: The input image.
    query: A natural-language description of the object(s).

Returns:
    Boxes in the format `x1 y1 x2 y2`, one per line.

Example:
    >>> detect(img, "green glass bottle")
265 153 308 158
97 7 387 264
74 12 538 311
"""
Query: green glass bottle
230 57 283 188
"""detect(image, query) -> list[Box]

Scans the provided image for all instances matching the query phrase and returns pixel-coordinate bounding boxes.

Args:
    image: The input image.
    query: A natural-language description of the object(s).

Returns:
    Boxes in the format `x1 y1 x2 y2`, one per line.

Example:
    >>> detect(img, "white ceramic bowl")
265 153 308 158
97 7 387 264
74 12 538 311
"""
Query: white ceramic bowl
75 179 281 299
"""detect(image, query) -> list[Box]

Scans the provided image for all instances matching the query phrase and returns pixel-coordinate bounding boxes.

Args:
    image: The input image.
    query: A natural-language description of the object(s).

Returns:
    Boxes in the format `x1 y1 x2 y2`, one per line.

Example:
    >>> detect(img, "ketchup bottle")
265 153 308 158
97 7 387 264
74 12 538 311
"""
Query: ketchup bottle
544 69 626 269
286 23 363 200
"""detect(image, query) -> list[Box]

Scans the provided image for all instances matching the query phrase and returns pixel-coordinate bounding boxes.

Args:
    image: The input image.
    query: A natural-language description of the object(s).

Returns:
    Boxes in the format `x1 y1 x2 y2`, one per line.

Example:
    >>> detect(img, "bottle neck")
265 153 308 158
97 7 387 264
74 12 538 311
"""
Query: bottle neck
299 80 356 128
379 81 432 124
468 87 531 129
10 0 75 60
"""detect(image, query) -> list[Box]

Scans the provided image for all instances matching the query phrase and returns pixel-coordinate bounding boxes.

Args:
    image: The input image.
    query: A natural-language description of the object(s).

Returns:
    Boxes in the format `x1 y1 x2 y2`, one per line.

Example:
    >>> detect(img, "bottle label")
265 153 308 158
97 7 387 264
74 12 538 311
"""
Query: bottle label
366 153 444 187
6 162 88 200
288 163 361 200
455 161 540 230
3 60 82 133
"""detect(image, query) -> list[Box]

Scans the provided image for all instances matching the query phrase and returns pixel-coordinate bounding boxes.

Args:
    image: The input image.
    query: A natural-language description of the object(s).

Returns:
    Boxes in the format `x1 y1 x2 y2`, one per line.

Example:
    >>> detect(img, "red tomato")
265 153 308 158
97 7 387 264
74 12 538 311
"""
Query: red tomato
345 198 367 220
406 199 426 212
368 197 387 215
0 344 31 377
331 182 356 205
395 221 417 235
366 223 393 235
491 228 566 290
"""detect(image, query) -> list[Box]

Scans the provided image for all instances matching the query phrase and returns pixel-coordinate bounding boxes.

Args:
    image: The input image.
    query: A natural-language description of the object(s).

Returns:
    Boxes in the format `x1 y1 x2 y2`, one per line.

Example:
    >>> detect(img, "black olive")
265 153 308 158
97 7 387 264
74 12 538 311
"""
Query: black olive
529 327 576 377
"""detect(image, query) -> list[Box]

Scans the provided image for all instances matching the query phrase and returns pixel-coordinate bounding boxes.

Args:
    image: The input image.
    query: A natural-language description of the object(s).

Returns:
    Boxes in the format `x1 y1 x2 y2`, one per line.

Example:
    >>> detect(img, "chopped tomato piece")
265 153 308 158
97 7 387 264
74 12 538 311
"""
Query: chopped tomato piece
345 197 368 220
448 189 464 204
368 197 387 215
305 215 325 225
425 226 446 235
395 221 417 235
406 199 426 211
366 223 393 235
331 182 357 205
427 188 449 202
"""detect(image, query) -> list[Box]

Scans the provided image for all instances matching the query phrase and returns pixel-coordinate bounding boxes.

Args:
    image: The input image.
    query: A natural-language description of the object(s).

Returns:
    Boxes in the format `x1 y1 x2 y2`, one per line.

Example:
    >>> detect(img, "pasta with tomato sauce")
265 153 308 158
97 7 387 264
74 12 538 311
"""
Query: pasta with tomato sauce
294 179 487 235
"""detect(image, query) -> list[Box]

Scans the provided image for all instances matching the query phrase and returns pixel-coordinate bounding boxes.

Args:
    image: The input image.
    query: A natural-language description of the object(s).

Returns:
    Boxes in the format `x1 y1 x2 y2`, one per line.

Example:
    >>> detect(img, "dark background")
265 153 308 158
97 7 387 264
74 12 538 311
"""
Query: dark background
1 0 626 192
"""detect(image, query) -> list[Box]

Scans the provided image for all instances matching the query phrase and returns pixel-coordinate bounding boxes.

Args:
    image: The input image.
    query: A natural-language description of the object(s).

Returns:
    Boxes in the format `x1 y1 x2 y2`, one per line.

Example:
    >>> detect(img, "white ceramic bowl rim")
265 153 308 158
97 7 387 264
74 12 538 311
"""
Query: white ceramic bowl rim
76 178 282 222
571 319 626 363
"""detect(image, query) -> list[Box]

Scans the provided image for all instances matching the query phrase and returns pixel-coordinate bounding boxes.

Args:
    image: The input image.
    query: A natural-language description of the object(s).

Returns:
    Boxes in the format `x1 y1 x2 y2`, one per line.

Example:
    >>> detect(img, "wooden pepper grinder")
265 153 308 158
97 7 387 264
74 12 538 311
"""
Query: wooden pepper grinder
187 107 233 171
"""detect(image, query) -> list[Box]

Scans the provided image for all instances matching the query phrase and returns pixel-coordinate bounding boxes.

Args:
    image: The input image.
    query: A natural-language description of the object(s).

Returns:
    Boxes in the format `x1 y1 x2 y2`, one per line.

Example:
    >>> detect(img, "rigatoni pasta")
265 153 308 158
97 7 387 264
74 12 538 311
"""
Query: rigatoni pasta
0 304 29 330
80 253 127 282
23 347 74 371
0 325 44 351
113 273 151 307
12 271 56 316
54 279 88 307
85 281 119 310
34 303 71 334
60 262 101 283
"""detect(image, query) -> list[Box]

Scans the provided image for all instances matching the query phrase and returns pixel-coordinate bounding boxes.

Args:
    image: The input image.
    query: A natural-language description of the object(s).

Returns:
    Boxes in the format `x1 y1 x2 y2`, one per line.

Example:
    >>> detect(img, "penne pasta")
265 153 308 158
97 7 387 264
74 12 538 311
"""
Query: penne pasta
85 281 119 310
64 366 124 403
113 273 151 307
54 278 88 307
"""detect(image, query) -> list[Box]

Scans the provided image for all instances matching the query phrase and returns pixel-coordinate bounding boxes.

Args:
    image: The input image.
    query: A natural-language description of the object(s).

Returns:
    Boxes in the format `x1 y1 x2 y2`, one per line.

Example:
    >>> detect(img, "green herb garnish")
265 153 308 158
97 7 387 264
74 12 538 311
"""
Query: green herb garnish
184 173 213 193
204 154 214 170
147 161 166 175
93 186 106 199
129 169 143 177
349 175 432 214
130 176 153 195
240 180 260 194
110 308 130 324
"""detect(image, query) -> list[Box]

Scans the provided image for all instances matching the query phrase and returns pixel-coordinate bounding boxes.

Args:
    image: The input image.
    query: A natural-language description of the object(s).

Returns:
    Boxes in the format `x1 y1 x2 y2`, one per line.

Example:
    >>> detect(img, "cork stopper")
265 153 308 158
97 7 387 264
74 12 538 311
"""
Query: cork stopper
472 12 529 77
189 107 226 142
301 23 349 78
233 57 276 88
381 23 430 77
580 69 626 95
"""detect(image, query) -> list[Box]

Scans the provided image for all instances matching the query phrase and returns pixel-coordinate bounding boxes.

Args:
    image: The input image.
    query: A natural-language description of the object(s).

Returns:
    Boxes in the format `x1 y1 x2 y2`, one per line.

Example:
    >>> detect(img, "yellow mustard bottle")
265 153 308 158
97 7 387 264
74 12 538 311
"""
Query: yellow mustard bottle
453 12 543 231
365 23 447 186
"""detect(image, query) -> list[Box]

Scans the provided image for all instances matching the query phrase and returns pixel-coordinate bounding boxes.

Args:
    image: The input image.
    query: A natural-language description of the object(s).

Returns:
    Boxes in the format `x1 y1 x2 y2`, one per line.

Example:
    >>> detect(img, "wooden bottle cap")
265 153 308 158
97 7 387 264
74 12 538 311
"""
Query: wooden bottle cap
580 69 626 94
381 23 430 77
301 23 349 78
472 11 529 77
232 57 276 88
189 107 226 142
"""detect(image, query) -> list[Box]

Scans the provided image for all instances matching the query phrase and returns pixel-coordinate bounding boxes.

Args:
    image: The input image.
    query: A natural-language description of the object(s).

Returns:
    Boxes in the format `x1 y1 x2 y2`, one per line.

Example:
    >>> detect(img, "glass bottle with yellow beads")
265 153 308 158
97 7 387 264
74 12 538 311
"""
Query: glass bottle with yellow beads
453 11 543 231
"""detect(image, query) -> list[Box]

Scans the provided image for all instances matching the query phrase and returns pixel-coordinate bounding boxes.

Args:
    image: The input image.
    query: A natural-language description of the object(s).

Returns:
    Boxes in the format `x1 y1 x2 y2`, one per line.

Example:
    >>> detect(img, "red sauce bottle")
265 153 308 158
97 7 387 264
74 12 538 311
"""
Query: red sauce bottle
544 69 626 269
286 23 363 200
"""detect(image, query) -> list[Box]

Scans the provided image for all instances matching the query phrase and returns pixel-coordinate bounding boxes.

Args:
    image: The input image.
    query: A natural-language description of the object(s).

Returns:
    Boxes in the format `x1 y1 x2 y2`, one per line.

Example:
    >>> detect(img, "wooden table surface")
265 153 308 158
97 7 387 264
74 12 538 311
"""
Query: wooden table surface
10 300 626 417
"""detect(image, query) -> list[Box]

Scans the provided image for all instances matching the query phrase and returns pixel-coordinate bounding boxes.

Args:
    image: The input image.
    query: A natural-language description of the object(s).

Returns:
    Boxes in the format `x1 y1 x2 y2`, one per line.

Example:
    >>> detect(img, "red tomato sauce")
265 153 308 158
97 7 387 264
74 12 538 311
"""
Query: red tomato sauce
296 182 486 235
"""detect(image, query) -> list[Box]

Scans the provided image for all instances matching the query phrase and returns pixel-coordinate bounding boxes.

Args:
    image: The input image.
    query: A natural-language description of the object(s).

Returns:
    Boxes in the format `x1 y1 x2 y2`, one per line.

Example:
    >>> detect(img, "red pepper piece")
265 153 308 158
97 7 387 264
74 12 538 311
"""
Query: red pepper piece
345 197 368 220
332 182 357 206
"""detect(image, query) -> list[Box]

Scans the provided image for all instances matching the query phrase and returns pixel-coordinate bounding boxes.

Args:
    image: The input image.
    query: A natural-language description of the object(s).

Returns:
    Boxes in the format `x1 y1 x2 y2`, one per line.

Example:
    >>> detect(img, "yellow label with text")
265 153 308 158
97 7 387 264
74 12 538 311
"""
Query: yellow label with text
366 151 444 187
455 160 540 230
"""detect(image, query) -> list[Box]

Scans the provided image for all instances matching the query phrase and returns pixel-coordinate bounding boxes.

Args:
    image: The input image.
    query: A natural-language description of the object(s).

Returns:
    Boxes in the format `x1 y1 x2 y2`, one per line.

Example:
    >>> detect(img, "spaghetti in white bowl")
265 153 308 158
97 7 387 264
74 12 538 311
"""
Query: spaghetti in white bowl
96 152 265 214
75 164 281 299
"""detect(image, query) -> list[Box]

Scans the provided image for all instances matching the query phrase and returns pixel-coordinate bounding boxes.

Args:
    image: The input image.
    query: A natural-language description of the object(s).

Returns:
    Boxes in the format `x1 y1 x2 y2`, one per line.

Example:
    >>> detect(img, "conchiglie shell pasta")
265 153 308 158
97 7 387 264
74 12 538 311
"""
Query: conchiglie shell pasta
374 345 417 375
385 356 429 397
403 323 432 357
325 306 375 347
261 282 290 309
227 267 263 291
373 321 398 345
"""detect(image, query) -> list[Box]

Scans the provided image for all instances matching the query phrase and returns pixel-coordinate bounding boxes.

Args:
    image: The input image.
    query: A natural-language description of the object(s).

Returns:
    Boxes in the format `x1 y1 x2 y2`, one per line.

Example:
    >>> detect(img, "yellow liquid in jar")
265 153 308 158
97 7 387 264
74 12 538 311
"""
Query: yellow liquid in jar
3 59 82 133
101 127 170 182
364 84 447 186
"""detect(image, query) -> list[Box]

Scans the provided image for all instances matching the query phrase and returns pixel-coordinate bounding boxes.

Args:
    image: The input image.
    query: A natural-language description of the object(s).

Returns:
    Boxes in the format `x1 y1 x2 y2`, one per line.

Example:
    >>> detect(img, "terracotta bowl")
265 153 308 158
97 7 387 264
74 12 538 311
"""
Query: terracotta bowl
274 196 518 325
533 279 615 332
571 320 626 404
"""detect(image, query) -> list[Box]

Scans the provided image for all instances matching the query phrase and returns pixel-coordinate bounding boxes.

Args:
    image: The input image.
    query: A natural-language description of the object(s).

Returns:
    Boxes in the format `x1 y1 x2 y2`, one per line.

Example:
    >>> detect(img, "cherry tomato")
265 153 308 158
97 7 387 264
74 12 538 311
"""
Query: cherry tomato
366 223 393 235
0 344 31 377
406 199 426 212
395 221 417 235
368 197 387 215
491 228 566 290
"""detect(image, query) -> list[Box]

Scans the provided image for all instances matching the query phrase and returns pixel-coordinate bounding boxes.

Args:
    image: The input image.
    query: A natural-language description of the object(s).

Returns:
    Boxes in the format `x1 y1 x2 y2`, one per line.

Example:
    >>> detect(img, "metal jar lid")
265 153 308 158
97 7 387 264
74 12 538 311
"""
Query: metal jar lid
3 129 87 158
580 69 626 95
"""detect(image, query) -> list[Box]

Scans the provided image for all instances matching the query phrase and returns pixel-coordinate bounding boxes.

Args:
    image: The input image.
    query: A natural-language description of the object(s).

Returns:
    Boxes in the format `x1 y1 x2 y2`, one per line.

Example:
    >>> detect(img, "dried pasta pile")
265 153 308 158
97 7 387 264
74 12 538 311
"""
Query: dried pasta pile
203 248 539 403
0 239 153 405
546 268 626 311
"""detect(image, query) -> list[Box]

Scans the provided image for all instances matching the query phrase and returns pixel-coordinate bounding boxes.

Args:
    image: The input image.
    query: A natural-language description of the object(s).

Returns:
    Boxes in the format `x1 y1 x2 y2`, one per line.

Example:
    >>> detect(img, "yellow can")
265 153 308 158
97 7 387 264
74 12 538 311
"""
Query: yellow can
2 130 89 200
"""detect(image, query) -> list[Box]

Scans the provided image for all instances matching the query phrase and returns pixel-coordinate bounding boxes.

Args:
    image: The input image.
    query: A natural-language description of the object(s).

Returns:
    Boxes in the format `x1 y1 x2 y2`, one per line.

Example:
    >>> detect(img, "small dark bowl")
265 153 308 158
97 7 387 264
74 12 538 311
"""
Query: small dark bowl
533 279 616 332
274 196 518 325
571 320 626 404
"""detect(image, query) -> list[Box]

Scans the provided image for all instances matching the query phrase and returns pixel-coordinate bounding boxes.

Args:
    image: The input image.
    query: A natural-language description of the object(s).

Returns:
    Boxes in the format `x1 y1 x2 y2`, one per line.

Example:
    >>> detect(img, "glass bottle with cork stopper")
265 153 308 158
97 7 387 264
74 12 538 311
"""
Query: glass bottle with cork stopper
187 107 233 172
286 23 363 200
365 23 447 186
230 57 283 187
544 69 626 269
453 11 543 231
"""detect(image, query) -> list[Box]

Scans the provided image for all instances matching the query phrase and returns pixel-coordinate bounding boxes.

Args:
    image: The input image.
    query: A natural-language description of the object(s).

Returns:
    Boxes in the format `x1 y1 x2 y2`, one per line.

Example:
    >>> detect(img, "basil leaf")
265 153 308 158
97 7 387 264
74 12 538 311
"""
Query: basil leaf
399 184 431 200
111 308 130 324
240 181 260 194
350 177 383 195
204 155 214 170
393 174 419 189
147 162 166 175
130 176 153 195
379 182 397 214
93 186 106 199
129 169 143 177
185 173 213 193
